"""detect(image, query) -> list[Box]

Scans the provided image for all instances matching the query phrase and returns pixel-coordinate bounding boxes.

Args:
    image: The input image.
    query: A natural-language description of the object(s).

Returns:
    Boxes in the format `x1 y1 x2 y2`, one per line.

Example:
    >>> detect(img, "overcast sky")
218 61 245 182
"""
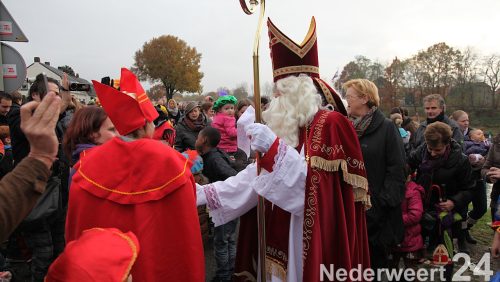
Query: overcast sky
3 0 500 94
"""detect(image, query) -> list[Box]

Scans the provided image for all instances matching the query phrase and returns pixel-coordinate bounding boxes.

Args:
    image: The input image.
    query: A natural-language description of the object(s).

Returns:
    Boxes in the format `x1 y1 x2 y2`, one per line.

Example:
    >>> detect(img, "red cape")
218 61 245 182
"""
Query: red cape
234 111 370 282
66 137 204 281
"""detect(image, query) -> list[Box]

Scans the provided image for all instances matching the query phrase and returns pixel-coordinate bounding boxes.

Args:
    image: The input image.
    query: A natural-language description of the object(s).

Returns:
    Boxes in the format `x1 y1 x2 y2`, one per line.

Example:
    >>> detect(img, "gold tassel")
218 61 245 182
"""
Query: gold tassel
310 156 371 209
265 260 287 281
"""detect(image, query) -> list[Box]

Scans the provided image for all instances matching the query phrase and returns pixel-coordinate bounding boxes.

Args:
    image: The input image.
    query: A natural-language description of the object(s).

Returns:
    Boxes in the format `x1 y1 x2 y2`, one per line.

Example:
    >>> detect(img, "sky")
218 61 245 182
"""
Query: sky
3 0 500 94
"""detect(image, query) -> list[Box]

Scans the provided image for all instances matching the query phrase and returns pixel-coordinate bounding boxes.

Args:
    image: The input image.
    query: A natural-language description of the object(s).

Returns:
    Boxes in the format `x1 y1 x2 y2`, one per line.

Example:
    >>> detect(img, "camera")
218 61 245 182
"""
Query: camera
69 83 91 92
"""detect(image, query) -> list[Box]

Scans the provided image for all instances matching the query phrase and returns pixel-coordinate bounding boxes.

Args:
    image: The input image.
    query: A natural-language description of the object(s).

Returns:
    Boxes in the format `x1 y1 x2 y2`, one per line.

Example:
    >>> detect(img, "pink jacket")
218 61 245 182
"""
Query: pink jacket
211 113 237 153
395 181 425 252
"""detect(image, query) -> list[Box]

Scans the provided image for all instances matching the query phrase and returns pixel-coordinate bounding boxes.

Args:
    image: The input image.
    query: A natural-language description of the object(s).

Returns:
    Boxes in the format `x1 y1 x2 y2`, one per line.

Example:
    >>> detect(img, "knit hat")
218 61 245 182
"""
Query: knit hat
213 95 237 111
46 228 139 282
184 101 200 115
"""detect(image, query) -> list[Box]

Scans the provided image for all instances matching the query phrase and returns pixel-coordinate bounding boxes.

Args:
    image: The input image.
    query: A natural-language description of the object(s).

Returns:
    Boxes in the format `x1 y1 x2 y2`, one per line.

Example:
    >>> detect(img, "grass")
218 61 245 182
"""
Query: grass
469 208 494 246
467 208 499 282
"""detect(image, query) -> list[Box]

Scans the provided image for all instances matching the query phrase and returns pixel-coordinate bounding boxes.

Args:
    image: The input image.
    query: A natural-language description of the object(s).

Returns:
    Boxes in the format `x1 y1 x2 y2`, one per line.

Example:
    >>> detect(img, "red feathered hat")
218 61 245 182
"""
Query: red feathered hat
92 68 159 135
268 17 347 115
45 228 139 282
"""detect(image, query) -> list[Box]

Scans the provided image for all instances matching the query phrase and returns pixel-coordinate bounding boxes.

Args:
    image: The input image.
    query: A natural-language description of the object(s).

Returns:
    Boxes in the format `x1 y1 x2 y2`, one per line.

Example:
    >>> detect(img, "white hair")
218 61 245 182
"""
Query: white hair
262 75 321 147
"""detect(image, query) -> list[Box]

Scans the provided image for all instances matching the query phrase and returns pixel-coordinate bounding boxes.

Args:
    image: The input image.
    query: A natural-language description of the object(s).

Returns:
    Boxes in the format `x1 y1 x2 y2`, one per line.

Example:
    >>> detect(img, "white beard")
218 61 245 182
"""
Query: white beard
262 75 322 148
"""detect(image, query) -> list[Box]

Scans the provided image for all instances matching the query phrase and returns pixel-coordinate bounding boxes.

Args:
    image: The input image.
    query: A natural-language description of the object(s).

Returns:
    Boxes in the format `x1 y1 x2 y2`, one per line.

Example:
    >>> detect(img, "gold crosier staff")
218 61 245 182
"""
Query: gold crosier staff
239 0 266 281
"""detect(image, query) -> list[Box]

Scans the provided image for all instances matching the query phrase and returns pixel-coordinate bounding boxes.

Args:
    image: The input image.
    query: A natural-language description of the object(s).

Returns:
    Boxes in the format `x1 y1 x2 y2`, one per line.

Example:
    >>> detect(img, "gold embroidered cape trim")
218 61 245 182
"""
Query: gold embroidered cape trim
83 228 138 281
268 18 317 59
313 78 337 108
273 65 319 79
310 156 371 208
77 153 189 196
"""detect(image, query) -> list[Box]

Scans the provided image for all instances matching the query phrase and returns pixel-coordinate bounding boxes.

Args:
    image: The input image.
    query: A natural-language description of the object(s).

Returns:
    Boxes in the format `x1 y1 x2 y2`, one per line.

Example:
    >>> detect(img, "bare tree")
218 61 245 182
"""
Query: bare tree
481 54 500 109
455 47 480 107
261 81 274 97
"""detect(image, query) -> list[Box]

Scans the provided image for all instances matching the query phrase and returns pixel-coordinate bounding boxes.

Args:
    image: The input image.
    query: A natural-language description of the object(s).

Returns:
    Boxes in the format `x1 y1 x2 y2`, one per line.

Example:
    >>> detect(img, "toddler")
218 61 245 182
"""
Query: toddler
211 95 238 158
464 129 490 162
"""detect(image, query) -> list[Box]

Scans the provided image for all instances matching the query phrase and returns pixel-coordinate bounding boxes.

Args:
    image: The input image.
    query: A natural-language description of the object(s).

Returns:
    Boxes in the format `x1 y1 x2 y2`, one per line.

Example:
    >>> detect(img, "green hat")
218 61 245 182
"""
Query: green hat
213 95 237 111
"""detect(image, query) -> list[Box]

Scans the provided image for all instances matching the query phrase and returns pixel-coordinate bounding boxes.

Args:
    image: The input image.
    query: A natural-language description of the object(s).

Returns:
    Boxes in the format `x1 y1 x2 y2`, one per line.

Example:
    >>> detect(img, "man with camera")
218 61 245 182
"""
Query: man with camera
5 73 71 282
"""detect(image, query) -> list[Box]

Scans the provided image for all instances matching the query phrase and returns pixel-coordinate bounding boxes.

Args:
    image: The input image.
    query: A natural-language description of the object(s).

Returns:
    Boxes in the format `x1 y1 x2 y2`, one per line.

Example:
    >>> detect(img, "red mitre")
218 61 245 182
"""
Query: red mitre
92 68 159 135
46 228 139 282
268 17 347 115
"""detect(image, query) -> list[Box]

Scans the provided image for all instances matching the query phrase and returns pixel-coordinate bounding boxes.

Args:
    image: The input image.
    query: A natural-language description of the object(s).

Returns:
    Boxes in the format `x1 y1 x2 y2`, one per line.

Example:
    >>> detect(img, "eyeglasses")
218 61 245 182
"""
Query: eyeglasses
344 94 359 100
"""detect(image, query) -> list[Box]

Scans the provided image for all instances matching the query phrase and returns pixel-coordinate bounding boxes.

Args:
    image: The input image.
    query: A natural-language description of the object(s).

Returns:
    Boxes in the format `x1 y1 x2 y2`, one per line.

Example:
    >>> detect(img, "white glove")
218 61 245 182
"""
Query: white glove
245 123 277 153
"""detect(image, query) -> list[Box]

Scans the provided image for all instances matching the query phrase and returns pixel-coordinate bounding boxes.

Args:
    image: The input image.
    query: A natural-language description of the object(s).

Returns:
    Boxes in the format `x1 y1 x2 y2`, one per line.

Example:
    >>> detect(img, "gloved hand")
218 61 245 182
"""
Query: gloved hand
245 123 277 153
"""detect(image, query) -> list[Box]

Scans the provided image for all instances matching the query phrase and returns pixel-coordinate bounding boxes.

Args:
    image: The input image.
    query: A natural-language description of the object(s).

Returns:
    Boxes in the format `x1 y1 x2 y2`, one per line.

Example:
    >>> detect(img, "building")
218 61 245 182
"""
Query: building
19 57 95 103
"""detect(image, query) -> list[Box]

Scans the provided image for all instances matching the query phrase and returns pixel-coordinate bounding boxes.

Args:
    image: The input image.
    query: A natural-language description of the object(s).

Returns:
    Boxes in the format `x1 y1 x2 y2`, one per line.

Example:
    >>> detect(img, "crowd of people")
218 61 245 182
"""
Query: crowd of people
0 17 499 282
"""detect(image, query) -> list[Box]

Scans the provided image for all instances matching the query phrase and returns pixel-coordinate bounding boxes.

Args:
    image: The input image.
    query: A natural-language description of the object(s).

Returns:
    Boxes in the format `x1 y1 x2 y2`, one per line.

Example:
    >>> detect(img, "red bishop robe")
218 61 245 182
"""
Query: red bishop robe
66 137 204 282
231 110 371 281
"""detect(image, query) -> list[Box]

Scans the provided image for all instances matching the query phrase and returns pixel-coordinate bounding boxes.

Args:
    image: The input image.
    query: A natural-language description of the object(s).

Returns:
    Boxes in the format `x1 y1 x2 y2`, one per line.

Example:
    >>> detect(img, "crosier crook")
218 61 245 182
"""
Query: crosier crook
238 0 267 281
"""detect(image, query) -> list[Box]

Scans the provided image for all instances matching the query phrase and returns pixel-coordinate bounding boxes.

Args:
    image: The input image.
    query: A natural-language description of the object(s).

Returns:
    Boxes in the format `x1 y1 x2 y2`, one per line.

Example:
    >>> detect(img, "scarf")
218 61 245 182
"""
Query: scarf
418 144 451 192
184 115 205 132
350 107 377 138
72 143 96 165
426 111 445 124
167 105 179 116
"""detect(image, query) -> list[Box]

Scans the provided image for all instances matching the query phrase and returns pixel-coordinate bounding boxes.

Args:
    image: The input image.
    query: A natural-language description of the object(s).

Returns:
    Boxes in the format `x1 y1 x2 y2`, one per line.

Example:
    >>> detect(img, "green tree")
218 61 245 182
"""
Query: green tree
132 35 204 100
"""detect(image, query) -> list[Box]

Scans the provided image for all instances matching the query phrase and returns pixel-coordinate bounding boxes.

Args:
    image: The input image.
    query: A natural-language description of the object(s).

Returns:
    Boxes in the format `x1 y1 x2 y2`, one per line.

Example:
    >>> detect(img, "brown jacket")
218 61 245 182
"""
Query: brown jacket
482 134 500 182
0 157 50 242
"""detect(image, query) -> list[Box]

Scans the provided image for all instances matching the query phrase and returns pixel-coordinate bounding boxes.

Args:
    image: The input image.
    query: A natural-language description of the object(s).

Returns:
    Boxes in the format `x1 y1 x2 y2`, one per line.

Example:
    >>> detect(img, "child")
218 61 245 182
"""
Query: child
211 95 238 159
153 120 176 147
195 127 238 281
390 113 410 145
0 126 13 179
390 177 425 270
464 128 490 161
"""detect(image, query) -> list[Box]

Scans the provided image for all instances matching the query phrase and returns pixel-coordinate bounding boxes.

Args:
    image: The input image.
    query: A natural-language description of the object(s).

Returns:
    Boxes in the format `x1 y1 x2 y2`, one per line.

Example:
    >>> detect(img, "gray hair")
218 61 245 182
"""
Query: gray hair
423 94 445 108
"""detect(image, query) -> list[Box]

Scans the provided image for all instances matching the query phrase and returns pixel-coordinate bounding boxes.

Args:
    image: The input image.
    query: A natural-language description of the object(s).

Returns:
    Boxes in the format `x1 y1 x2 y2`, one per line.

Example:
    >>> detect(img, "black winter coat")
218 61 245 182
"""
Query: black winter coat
174 118 202 152
358 109 406 248
408 140 474 211
412 116 463 152
201 148 237 182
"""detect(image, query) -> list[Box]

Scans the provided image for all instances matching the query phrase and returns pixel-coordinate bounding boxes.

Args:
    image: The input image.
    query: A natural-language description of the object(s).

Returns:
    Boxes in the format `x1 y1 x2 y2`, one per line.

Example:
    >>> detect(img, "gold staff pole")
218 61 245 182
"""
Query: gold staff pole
239 0 266 280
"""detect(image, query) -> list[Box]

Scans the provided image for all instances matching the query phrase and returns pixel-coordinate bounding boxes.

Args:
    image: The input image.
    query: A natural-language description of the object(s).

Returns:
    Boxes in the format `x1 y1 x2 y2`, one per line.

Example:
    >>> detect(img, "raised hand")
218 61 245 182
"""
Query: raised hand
20 92 62 169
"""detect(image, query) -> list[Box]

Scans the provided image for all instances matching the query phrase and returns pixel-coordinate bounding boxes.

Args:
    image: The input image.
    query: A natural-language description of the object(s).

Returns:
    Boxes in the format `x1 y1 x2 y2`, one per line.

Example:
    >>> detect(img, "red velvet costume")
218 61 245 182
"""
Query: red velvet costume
65 68 204 281
233 18 371 281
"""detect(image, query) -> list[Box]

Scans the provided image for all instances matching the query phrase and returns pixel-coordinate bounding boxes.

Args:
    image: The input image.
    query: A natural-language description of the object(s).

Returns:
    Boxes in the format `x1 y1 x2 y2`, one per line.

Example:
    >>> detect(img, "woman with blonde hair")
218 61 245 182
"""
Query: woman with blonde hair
343 78 406 270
